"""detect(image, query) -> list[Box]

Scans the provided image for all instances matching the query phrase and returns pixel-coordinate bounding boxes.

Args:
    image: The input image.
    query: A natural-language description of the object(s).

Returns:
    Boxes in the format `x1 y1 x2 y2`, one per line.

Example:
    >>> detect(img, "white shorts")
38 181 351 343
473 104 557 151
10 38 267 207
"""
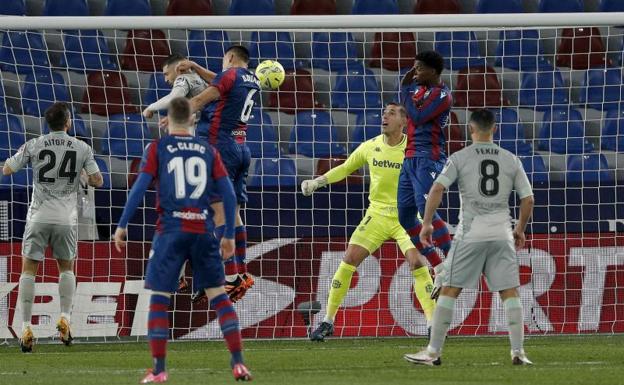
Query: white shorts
22 222 77 261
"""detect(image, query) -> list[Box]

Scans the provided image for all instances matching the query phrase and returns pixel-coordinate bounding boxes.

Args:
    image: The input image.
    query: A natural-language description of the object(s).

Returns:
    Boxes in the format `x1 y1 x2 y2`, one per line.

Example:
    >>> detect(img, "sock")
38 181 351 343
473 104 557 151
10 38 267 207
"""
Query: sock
18 273 35 331
411 266 436 322
235 226 247 275
148 294 170 375
427 295 456 354
432 217 452 256
504 297 524 352
324 261 357 324
218 224 238 277
406 225 443 267
211 293 244 367
58 271 76 321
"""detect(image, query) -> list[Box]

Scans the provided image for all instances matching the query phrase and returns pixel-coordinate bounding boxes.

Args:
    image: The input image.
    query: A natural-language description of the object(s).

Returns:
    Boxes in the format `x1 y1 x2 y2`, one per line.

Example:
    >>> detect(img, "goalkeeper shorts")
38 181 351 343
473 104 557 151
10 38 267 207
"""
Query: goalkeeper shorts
349 209 414 255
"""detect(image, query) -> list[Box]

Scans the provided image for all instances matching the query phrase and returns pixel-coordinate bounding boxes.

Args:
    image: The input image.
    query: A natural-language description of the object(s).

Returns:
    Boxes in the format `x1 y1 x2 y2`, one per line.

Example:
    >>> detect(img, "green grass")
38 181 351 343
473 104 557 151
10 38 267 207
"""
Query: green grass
0 335 622 385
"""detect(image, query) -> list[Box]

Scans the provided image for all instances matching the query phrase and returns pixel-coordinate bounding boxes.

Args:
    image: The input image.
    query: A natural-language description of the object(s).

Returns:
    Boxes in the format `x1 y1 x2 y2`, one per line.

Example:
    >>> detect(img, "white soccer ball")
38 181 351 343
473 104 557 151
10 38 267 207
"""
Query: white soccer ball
255 60 286 90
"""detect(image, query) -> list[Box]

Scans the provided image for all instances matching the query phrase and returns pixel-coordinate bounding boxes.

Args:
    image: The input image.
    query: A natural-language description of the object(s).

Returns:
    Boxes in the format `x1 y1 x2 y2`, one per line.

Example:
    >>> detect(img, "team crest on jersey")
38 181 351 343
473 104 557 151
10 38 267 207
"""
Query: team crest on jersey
374 147 381 152
424 89 432 98
440 90 447 99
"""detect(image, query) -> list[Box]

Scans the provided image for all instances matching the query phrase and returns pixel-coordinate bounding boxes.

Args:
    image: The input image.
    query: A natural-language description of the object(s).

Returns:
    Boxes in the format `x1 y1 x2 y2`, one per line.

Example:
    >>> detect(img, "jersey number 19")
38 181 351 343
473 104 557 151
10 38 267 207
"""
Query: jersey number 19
167 156 207 199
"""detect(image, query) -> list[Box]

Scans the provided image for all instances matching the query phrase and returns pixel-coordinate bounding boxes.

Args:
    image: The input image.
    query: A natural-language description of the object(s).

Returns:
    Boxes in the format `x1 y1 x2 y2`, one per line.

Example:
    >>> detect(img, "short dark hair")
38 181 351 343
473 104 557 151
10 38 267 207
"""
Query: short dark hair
385 102 407 117
45 102 71 131
469 109 496 131
415 50 445 75
226 45 250 63
162 53 186 68
168 97 191 125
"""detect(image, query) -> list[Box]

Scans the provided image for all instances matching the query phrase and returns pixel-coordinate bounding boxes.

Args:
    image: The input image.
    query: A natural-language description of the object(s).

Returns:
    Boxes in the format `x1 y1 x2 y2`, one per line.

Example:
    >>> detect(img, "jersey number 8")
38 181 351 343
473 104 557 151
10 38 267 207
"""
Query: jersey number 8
479 159 499 196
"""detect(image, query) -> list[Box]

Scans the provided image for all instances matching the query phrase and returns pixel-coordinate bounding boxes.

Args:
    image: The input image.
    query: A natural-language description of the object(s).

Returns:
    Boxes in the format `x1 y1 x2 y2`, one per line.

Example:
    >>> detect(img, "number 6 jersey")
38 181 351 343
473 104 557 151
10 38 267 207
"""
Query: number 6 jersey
434 142 533 242
4 130 100 226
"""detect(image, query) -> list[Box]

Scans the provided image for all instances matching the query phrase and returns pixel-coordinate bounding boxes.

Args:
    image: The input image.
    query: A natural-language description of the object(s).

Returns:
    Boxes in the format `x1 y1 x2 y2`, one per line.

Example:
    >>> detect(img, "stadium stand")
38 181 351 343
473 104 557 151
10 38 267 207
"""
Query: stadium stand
495 29 550 72
566 153 613 183
188 30 230 73
120 30 170 72
60 30 118 72
246 109 281 158
350 111 382 150
519 69 570 110
291 0 337 15
105 0 151 16
556 27 610 69
0 31 50 74
0 0 25 15
268 69 321 113
331 63 382 112
453 65 508 109
538 0 584 13
43 0 89 16
352 0 399 14
602 109 624 151
229 0 275 15
101 114 150 158
475 0 524 13
81 71 137 116
369 32 417 72
311 32 359 72
538 107 595 154
249 158 297 187
248 32 299 70
166 0 212 15
413 0 461 14
21 69 71 117
579 67 623 110
0 114 26 161
434 31 486 71
289 110 346 157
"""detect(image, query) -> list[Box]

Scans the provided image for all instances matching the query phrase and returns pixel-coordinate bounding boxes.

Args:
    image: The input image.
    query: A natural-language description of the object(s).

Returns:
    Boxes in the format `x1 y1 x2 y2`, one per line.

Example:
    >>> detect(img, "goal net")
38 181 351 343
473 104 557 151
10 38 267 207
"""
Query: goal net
0 13 622 342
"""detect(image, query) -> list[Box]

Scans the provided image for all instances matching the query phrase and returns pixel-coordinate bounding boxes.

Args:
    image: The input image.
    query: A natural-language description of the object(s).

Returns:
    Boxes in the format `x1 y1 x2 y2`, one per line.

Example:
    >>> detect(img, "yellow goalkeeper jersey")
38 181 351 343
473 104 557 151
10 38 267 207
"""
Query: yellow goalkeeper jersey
324 134 406 219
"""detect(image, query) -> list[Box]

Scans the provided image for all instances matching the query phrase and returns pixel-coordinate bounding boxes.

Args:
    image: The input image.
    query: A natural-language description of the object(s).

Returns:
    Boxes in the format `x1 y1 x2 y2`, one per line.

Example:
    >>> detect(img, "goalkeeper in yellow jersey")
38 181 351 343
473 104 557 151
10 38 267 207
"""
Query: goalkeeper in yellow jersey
301 103 436 341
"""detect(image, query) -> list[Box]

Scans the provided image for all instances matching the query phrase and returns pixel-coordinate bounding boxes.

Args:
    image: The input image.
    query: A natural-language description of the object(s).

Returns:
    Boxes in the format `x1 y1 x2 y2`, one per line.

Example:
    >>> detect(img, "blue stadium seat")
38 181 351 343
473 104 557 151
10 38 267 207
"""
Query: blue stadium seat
249 158 297 187
578 68 623 110
105 0 151 16
600 0 624 11
289 111 346 157
44 0 89 16
188 30 230 73
94 158 111 189
350 111 381 150
331 63 382 112
21 70 71 117
518 155 548 183
229 0 275 15
495 30 551 72
248 32 299 70
352 0 399 14
601 109 624 151
566 154 613 183
434 32 486 71
539 0 583 13
311 32 359 72
102 114 151 158
246 109 280 158
0 168 33 189
0 114 26 161
0 0 25 15
0 86 6 114
492 108 533 156
538 107 594 154
143 72 171 109
0 31 50 74
475 0 523 13
61 30 117 72
519 69 569 110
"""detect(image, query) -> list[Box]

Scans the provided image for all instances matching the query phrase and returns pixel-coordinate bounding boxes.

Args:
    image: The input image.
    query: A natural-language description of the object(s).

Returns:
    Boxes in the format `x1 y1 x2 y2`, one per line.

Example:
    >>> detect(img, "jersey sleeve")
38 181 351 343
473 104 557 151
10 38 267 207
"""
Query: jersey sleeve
404 86 452 127
435 155 458 188
211 69 236 97
4 139 33 172
211 148 228 180
173 76 191 95
82 144 100 176
324 141 368 184
513 157 533 199
139 141 159 177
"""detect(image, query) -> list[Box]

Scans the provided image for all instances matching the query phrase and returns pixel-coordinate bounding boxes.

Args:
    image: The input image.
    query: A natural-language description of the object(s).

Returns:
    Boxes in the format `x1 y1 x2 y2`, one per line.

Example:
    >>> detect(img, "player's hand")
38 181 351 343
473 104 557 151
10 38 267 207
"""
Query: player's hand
419 222 434 248
175 59 195 74
142 108 154 119
114 227 128 253
220 237 235 260
401 66 416 87
159 116 169 129
513 228 526 249
301 179 319 196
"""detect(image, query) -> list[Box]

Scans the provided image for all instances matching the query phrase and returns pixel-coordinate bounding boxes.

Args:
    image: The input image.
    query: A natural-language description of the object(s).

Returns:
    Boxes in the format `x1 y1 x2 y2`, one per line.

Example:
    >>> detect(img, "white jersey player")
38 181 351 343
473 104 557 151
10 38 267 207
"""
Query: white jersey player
2 102 103 352
404 109 535 366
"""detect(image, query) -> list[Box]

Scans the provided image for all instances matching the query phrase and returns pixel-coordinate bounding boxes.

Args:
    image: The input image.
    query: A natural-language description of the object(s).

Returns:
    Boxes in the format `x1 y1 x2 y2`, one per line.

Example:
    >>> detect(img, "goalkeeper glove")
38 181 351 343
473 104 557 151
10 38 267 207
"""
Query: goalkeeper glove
301 176 328 196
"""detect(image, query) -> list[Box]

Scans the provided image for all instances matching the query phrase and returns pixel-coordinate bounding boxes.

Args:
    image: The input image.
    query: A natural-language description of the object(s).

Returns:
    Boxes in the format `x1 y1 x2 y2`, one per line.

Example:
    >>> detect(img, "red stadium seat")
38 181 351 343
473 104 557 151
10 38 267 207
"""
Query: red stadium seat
291 0 336 14
445 111 465 155
315 157 363 185
413 0 461 14
166 0 212 15
267 69 322 114
120 30 170 72
453 65 508 109
556 27 610 70
81 71 137 116
369 32 416 72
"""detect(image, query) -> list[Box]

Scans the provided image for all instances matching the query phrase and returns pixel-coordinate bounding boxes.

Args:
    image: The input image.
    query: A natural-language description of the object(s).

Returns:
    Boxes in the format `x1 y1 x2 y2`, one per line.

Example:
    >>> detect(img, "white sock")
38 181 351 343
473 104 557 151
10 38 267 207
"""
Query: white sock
58 271 76 322
504 297 524 352
18 273 35 331
427 295 456 355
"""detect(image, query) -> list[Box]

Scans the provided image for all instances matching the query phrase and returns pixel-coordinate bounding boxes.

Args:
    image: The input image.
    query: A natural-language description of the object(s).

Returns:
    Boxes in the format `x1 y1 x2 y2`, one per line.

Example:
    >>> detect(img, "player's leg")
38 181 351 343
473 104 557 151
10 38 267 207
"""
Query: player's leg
51 224 78 346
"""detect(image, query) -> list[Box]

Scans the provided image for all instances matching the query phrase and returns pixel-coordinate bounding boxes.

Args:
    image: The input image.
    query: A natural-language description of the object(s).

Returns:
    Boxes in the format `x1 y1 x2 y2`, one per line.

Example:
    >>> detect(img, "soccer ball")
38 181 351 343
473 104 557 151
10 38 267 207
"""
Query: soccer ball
255 60 286 90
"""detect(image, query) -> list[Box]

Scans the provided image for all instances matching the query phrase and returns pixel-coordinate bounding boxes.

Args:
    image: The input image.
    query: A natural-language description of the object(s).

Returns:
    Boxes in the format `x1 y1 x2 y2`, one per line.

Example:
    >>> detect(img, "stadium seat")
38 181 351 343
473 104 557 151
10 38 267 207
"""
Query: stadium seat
166 0 212 15
0 114 26 161
352 0 399 14
21 70 71 117
267 69 321 113
44 0 89 16
188 30 230 73
566 154 613 183
453 65 507 109
434 32 486 71
0 168 33 189
289 111 346 158
249 158 297 187
291 0 336 14
331 63 382 112
369 32 416 72
600 0 624 11
495 30 551 72
143 72 172 110
249 32 299 71
445 111 465 155
556 28 609 70
0 31 50 75
518 155 548 183
538 0 583 13
601 109 624 151
61 30 117 72
519 69 569 111
538 107 595 154
0 0 25 15
311 32 359 72
105 0 151 16
229 0 275 15
246 109 280 158
413 0 461 14
351 111 381 150
578 68 623 110
120 30 171 72
475 0 523 13
82 71 137 116
492 108 533 156
102 114 151 159
315 157 364 184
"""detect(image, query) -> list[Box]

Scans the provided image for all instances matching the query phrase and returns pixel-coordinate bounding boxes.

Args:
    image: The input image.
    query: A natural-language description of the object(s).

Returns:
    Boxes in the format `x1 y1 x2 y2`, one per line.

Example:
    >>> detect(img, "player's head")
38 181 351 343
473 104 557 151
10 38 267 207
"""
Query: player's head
382 103 407 136
167 97 194 132
223 45 250 70
162 54 187 85
413 51 445 85
468 109 497 141
44 102 72 133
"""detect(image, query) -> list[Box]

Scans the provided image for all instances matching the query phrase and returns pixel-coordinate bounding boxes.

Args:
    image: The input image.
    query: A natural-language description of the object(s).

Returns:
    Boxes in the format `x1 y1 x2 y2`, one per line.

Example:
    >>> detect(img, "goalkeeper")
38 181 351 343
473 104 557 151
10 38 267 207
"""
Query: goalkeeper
302 103 436 341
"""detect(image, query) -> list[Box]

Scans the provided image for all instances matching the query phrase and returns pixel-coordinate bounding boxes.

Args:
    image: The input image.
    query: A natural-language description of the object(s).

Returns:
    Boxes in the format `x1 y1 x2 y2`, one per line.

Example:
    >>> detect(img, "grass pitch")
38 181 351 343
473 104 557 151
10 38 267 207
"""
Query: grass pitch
0 335 622 385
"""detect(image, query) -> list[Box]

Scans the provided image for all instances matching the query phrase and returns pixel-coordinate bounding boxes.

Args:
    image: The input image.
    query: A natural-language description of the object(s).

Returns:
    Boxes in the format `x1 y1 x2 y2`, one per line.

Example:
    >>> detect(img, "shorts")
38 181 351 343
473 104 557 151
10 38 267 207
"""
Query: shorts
145 231 225 293
349 209 415 254
22 221 77 261
397 157 446 212
211 143 251 204
443 239 520 292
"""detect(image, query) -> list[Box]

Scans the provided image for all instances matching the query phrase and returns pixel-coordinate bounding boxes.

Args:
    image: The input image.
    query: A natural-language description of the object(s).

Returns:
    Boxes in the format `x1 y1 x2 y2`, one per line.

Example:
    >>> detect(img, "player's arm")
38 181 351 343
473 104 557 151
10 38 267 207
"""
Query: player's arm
176 59 217 84
82 145 104 188
211 149 236 259
190 69 235 113
421 157 458 247
301 142 367 196
143 79 189 118
512 158 534 249
3 141 32 175
404 87 452 126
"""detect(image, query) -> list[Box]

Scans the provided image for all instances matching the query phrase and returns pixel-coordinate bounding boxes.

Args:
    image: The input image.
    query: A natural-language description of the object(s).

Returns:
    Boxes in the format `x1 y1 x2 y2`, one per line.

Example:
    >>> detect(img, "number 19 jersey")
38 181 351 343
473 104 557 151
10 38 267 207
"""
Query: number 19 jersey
435 142 533 242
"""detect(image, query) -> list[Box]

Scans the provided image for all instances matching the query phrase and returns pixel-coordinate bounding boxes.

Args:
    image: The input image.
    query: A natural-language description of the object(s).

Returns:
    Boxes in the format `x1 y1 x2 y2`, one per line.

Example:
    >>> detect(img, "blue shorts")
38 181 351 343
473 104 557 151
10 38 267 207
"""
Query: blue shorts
397 157 446 212
145 231 225 293
211 143 251 204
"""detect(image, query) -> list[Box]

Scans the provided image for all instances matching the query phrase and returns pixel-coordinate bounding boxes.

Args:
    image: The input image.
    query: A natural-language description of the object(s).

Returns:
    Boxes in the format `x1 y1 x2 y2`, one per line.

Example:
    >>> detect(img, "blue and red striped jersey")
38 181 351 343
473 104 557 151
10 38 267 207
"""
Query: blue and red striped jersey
401 82 452 161
197 67 261 146
140 135 229 234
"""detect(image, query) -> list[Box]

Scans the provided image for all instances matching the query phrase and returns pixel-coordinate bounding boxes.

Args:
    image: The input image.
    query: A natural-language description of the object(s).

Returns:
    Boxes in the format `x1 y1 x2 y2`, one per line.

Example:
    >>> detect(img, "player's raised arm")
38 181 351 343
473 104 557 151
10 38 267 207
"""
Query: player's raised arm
301 144 366 196
143 54 194 118
176 59 217 84
82 145 103 188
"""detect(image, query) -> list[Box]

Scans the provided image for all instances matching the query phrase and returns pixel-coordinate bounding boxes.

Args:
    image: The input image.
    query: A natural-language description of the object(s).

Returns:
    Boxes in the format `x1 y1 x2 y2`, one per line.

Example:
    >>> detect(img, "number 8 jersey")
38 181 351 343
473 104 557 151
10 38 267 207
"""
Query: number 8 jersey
140 134 229 234
435 142 533 242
